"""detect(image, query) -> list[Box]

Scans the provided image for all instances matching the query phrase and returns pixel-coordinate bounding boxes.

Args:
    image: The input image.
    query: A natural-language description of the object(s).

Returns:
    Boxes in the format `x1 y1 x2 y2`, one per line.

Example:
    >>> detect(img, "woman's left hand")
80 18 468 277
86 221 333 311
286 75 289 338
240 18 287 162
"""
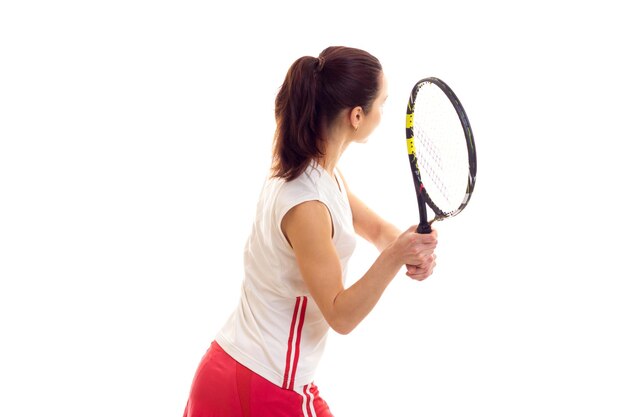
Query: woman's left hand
405 253 437 281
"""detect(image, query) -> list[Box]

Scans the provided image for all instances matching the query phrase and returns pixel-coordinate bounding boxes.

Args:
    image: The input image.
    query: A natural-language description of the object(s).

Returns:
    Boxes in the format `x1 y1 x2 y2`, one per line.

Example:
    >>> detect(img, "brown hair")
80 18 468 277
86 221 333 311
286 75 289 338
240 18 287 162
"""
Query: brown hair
271 46 383 181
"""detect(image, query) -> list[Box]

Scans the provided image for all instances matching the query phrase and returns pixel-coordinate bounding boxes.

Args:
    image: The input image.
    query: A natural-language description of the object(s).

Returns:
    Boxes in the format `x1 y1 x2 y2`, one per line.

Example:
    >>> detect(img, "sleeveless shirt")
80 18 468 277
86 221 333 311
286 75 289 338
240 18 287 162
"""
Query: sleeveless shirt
216 163 357 390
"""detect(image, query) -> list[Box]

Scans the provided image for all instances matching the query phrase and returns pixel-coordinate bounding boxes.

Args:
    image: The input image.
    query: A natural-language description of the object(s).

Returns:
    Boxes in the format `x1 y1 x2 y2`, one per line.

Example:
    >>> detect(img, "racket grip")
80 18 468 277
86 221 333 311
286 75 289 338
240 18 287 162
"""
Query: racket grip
416 191 431 234
417 222 432 234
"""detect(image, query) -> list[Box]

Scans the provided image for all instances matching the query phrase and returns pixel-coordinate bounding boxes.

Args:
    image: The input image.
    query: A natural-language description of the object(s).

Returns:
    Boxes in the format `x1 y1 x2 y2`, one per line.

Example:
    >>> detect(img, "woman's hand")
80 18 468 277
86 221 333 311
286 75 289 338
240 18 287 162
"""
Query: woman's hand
388 227 438 281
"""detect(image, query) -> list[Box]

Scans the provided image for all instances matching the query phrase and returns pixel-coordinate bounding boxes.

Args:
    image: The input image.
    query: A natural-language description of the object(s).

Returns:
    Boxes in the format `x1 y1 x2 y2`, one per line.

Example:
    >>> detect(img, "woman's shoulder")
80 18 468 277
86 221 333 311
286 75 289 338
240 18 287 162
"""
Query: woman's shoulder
279 169 321 198
271 165 325 212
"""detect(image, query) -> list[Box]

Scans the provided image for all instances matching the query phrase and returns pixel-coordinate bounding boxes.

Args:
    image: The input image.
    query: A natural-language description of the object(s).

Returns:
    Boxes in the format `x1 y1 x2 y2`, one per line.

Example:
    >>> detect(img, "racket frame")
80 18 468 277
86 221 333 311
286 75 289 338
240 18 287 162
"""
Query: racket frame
405 77 477 233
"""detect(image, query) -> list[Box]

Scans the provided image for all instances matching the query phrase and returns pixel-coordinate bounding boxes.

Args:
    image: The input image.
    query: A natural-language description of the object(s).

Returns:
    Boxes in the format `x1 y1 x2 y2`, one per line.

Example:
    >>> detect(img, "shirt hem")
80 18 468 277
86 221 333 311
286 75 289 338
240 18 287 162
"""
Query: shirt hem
215 334 316 390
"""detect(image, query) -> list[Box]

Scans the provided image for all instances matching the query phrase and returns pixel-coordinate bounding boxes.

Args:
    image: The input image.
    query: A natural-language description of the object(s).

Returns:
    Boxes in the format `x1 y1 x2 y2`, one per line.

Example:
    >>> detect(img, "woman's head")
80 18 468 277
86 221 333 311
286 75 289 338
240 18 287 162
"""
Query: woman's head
272 46 383 181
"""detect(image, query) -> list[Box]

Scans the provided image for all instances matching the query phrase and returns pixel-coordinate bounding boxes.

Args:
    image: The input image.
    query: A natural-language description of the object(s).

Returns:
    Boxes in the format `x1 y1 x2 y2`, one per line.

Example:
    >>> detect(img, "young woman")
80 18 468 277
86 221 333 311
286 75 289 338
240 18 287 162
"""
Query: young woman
183 46 438 417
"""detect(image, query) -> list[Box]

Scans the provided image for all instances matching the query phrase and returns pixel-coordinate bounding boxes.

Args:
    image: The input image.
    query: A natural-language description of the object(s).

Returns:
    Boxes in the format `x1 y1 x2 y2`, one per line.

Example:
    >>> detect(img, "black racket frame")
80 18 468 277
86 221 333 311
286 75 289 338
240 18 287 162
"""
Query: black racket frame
405 77 477 234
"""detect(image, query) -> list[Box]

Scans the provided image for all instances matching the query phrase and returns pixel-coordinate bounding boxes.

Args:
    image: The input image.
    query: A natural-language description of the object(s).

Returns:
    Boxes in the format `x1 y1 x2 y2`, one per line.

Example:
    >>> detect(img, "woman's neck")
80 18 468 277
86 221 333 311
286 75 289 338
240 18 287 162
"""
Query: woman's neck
316 125 351 175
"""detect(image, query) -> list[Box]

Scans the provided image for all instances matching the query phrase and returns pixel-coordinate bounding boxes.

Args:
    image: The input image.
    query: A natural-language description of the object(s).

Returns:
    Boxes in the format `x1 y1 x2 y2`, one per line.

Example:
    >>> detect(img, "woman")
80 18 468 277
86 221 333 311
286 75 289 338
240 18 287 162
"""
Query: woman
183 46 438 417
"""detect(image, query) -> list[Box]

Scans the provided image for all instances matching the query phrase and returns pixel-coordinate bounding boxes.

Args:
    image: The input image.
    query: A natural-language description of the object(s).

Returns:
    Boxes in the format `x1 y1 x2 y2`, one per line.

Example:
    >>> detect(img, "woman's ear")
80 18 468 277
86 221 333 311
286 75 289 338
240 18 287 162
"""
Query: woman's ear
349 106 363 131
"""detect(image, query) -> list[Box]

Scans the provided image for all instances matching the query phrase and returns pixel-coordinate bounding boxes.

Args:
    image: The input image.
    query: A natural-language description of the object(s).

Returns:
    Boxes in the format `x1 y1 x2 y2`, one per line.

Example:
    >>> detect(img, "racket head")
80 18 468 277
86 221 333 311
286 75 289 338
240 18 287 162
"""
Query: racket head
405 77 477 228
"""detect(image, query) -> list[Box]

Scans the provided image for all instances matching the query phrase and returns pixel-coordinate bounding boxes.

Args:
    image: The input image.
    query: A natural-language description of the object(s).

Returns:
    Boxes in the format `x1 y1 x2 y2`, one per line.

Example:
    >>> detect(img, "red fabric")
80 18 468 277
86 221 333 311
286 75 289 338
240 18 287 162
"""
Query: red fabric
282 296 308 389
289 296 307 390
282 296 302 389
183 341 333 417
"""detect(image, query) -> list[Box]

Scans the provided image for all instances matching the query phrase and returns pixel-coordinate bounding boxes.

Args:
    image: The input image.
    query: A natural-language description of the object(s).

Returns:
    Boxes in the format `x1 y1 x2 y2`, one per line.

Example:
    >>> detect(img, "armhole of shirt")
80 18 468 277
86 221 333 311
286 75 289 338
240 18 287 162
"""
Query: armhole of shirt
277 197 334 250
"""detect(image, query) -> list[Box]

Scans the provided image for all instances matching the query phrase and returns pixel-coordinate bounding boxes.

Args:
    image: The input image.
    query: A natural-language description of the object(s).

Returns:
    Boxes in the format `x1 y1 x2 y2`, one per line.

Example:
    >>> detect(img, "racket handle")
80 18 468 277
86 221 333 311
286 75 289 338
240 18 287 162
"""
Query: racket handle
417 222 432 234
416 191 432 234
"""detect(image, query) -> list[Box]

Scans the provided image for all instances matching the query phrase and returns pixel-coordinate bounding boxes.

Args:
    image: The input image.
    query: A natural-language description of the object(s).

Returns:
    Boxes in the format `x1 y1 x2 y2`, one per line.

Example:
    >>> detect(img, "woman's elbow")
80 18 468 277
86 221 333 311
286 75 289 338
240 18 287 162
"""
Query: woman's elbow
328 318 356 335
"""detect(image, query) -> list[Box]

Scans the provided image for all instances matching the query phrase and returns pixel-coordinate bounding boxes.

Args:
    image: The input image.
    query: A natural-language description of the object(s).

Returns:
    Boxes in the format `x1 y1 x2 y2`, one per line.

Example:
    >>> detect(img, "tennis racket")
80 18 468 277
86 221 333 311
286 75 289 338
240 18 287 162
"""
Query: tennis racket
405 77 477 234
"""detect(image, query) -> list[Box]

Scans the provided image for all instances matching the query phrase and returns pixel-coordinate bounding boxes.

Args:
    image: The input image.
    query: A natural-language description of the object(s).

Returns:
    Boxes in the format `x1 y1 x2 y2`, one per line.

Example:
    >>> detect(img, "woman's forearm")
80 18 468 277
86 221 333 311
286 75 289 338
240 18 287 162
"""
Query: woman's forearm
372 220 402 252
329 245 402 334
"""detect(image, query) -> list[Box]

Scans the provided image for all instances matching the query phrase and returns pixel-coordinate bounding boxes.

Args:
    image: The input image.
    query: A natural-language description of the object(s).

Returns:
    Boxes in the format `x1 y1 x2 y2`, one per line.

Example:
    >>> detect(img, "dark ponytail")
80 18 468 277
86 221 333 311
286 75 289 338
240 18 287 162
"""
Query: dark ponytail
272 46 382 181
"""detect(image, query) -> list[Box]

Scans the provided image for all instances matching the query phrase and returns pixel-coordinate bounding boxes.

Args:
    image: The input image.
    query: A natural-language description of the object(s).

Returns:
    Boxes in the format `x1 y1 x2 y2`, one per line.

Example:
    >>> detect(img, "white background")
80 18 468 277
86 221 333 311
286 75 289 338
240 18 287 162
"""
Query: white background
1 1 625 416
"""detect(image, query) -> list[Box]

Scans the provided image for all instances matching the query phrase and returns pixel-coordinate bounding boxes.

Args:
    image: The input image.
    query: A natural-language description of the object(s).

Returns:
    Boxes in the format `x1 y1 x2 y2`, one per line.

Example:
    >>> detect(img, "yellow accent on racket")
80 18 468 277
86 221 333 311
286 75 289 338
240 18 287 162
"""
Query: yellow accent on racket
406 138 415 155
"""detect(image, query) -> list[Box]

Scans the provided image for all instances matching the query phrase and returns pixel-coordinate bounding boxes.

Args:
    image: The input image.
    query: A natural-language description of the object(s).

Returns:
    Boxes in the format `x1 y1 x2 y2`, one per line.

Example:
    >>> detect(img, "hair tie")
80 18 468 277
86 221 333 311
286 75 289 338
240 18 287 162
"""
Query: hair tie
316 56 326 72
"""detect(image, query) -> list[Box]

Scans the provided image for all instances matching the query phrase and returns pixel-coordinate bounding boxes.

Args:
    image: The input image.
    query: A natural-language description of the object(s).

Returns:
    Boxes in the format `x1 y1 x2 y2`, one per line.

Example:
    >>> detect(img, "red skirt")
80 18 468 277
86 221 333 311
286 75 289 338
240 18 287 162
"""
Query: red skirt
183 341 334 417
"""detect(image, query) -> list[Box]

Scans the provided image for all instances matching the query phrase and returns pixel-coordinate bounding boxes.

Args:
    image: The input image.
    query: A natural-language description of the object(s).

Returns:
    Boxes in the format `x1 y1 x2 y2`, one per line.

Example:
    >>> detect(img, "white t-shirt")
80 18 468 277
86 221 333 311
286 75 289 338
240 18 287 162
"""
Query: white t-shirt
216 163 357 390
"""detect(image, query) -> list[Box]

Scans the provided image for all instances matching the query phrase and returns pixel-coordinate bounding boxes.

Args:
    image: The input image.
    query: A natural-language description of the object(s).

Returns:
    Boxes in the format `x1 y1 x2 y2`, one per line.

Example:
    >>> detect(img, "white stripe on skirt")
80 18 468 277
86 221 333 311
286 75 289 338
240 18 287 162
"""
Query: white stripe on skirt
299 384 318 417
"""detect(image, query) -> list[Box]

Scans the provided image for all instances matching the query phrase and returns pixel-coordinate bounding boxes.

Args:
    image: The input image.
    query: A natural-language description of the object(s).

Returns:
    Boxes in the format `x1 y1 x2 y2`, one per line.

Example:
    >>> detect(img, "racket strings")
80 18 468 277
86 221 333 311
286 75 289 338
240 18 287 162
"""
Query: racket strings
414 124 451 206
412 83 470 216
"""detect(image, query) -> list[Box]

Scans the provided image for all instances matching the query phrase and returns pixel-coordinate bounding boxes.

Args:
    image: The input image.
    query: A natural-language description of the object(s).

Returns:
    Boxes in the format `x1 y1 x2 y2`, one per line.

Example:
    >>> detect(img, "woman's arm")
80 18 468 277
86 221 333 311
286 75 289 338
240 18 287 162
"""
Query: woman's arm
281 200 437 335
347 190 400 252
338 171 439 279
337 170 400 251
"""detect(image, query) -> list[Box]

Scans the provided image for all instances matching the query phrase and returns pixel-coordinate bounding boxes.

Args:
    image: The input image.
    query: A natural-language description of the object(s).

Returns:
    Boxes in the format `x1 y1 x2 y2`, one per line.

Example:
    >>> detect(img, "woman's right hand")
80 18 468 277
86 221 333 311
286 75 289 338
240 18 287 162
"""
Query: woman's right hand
389 226 438 281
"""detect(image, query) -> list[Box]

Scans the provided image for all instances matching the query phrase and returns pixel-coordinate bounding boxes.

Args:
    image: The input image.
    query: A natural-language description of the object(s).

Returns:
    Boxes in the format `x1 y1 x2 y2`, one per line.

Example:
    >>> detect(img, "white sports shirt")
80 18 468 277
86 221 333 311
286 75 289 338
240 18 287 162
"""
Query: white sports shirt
216 163 357 390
